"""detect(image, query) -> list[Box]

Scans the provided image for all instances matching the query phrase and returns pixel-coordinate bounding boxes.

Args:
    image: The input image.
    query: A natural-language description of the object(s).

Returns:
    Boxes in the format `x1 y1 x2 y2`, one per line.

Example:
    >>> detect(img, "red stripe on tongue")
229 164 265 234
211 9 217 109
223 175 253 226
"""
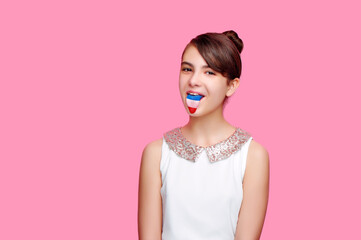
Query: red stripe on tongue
188 107 197 113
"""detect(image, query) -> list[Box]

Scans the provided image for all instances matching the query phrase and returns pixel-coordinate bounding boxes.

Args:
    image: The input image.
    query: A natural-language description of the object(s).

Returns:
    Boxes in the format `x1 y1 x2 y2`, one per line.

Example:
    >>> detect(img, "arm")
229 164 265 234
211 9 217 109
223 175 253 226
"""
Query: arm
235 140 270 240
138 139 163 240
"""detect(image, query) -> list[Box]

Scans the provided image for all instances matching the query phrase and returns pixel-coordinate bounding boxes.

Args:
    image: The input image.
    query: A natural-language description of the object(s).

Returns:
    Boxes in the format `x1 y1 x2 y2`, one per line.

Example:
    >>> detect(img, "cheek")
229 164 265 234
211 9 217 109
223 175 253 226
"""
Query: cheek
214 92 227 103
178 78 185 96
178 76 187 89
210 83 228 97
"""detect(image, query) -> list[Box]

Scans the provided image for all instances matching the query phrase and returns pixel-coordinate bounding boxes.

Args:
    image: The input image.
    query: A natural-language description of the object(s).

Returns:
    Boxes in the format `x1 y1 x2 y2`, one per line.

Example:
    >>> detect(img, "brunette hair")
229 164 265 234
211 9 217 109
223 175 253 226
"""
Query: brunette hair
182 30 244 105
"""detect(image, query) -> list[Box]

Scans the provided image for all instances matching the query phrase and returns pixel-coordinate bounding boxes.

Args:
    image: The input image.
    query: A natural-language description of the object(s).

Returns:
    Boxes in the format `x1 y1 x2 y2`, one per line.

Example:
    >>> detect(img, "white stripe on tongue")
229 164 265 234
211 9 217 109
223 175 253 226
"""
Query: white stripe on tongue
186 99 200 108
186 98 202 114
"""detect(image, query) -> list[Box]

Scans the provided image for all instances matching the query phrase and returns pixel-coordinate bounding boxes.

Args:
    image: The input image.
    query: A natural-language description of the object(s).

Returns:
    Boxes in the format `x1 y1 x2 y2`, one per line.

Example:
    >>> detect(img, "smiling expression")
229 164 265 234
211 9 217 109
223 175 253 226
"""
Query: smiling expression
179 44 232 116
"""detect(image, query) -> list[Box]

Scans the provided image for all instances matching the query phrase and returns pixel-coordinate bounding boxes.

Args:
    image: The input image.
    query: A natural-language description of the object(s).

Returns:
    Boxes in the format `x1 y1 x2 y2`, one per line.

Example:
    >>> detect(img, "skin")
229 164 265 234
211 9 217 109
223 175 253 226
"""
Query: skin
138 44 269 240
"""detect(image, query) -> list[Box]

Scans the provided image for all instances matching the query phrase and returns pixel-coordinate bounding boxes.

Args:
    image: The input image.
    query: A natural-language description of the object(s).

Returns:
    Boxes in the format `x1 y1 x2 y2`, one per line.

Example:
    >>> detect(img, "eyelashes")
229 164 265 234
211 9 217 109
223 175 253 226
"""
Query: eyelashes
181 68 215 75
182 67 192 72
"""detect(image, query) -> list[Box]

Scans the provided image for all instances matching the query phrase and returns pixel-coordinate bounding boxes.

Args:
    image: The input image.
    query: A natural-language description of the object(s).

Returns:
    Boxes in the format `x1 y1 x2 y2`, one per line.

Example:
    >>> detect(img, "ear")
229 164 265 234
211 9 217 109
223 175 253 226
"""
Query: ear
226 78 240 97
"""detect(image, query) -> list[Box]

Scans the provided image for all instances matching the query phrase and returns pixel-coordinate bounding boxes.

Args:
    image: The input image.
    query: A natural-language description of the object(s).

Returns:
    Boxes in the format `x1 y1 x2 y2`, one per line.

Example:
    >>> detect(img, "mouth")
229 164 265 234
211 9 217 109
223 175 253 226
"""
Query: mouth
186 91 205 98
186 92 205 114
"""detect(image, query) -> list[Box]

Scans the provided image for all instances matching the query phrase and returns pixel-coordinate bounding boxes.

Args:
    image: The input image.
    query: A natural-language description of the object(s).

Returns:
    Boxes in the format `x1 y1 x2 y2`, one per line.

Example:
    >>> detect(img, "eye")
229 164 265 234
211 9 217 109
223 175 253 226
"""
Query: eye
206 71 215 75
182 67 192 72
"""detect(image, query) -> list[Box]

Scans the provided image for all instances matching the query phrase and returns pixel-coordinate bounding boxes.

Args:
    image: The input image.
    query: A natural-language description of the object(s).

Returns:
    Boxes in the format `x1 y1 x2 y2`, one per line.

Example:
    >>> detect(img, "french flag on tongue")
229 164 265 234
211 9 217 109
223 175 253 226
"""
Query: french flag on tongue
186 94 203 114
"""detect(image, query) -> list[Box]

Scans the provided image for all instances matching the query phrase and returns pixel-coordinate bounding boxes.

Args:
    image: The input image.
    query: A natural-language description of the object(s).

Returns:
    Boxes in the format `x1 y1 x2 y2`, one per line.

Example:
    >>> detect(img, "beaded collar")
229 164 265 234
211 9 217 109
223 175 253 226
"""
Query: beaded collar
163 127 251 163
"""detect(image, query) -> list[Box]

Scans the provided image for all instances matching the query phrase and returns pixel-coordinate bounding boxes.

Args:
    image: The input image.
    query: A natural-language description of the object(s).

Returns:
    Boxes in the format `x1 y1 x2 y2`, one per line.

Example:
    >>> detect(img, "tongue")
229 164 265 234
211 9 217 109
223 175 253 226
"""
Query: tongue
186 94 203 113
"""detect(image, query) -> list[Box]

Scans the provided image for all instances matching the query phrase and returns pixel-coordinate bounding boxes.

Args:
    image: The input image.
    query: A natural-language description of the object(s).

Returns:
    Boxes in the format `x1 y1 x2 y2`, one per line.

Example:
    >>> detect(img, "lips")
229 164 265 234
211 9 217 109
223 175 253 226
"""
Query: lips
186 90 205 97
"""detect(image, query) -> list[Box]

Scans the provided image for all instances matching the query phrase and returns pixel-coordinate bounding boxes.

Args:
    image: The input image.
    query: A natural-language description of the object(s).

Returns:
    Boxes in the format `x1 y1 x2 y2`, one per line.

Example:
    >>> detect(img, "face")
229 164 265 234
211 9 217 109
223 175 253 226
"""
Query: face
179 44 235 116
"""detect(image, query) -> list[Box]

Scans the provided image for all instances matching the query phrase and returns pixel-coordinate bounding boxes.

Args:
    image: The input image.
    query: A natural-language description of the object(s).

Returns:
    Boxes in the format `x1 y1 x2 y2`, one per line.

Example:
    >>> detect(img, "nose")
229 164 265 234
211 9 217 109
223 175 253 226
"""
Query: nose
188 71 202 87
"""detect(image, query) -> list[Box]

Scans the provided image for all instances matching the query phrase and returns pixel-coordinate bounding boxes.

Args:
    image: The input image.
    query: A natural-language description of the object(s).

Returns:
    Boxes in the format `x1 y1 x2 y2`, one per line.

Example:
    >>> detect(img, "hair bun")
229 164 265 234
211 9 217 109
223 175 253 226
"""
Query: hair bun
223 30 244 54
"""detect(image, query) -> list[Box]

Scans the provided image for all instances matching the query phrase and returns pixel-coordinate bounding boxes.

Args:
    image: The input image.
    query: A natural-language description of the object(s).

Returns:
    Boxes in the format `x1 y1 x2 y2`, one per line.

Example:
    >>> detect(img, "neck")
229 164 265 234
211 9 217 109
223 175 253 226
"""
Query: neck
182 105 235 147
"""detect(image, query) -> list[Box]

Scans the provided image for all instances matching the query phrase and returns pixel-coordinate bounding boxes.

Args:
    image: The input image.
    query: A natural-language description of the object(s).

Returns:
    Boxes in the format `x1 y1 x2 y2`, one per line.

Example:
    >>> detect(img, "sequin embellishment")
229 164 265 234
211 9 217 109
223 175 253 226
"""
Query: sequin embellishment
163 127 251 162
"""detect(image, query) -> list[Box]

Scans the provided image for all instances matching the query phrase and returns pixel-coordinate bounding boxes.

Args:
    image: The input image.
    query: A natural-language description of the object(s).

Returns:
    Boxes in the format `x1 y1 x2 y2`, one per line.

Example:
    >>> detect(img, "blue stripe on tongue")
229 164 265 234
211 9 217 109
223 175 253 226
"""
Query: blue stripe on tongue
186 94 203 101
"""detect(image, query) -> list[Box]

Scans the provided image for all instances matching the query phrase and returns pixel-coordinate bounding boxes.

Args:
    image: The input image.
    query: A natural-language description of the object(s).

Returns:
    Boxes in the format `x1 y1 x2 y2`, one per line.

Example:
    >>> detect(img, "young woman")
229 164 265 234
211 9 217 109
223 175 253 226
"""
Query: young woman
138 30 269 240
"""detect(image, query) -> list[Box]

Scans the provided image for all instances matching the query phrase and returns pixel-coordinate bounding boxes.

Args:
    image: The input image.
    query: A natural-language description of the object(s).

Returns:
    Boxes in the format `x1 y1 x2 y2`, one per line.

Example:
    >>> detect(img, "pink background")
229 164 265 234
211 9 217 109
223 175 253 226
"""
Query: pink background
1 0 360 239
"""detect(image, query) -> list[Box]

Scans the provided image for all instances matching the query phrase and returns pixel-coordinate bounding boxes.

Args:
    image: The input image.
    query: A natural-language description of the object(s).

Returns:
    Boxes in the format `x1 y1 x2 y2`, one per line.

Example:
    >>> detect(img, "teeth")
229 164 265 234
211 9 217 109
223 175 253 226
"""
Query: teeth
188 92 200 96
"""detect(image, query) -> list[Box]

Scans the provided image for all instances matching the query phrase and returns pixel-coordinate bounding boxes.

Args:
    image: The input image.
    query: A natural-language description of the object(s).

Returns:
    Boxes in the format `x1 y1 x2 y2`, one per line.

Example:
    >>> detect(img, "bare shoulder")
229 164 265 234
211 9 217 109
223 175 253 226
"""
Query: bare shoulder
142 138 163 156
244 139 269 181
141 138 163 167
248 139 269 165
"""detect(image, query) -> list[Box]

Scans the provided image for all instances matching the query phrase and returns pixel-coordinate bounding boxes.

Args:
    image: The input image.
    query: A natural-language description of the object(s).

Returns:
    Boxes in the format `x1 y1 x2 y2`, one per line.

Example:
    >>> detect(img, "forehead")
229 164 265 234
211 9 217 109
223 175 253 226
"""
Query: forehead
182 45 207 66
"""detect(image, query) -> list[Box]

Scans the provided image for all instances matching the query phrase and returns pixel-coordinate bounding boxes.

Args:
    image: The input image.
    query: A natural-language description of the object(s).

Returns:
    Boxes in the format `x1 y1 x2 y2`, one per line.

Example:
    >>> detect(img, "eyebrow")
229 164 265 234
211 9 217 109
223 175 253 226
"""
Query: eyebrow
181 61 210 69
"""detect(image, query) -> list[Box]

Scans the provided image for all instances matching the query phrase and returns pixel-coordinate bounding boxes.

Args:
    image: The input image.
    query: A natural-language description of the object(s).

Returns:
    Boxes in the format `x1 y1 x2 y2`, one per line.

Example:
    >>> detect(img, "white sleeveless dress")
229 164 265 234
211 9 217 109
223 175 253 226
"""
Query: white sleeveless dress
160 126 253 240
